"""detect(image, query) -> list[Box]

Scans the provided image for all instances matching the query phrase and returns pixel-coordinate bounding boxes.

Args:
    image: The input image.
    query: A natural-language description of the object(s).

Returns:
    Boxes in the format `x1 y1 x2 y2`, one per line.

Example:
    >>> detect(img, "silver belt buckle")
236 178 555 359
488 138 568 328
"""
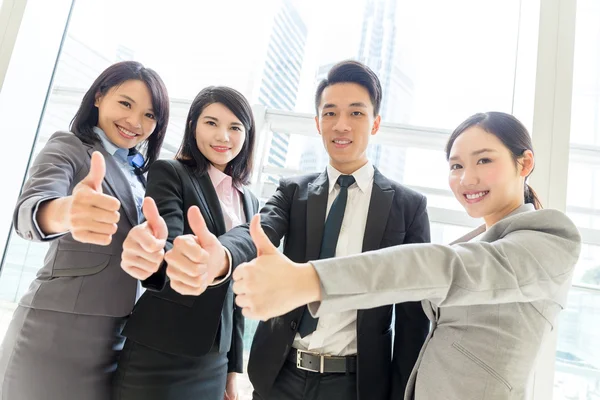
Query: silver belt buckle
296 349 325 373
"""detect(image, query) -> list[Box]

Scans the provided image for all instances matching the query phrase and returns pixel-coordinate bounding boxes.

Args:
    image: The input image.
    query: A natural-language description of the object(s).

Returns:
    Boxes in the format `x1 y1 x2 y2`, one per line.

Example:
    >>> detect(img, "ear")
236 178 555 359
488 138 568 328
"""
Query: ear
314 115 322 136
94 92 102 108
519 150 535 177
371 115 381 136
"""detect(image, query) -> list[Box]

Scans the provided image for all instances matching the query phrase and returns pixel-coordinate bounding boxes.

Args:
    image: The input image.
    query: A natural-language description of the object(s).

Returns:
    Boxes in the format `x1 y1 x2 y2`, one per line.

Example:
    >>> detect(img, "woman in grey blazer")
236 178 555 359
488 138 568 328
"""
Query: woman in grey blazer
0 61 170 400
232 112 582 400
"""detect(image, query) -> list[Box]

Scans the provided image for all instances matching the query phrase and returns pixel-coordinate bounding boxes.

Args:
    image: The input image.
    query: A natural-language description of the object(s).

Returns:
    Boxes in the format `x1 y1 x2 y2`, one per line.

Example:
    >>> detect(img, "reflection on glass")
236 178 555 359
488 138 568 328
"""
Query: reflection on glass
555 287 600 399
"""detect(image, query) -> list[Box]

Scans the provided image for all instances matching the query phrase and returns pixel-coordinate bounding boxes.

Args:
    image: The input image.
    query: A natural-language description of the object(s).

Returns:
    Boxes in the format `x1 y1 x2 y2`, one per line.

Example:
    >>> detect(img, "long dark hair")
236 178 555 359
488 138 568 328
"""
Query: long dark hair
176 86 255 186
70 61 170 173
445 111 543 210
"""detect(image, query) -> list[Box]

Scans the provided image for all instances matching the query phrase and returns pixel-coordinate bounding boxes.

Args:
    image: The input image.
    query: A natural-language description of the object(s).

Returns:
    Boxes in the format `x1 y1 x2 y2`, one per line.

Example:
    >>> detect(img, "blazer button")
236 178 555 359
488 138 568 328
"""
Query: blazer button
26 232 33 240
290 320 298 330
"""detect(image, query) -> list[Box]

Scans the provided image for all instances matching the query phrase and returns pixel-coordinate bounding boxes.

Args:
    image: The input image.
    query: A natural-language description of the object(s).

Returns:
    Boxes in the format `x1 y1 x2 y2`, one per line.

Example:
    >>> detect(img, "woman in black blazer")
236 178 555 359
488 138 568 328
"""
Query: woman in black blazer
115 86 259 400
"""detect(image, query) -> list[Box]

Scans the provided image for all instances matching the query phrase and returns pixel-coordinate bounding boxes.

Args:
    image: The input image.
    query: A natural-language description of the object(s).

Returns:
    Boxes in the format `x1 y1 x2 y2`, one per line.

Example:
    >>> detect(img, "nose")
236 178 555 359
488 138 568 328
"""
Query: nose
460 167 479 187
332 114 351 132
215 126 230 142
126 113 142 130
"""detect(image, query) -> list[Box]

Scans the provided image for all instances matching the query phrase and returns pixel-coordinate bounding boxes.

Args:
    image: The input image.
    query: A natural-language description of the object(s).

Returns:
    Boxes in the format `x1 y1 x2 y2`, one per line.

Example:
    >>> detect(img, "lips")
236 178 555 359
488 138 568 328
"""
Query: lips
463 190 490 204
211 145 231 153
116 125 139 140
332 138 352 148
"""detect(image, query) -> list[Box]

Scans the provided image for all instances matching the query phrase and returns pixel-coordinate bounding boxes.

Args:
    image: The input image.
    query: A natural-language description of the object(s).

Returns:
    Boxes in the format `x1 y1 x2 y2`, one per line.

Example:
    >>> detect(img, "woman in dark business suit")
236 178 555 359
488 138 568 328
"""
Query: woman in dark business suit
0 61 170 400
115 86 259 400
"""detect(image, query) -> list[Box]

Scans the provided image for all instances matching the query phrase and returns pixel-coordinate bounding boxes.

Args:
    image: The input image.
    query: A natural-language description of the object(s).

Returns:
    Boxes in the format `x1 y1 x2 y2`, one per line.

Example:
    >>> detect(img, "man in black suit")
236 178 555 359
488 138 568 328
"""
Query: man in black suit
170 60 431 400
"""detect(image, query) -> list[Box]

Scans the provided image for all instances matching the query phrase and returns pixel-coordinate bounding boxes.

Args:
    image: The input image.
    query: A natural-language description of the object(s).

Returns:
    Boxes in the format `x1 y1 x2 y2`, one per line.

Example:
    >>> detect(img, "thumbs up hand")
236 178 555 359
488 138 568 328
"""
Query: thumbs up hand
232 214 322 321
165 206 229 296
121 197 168 280
67 151 121 245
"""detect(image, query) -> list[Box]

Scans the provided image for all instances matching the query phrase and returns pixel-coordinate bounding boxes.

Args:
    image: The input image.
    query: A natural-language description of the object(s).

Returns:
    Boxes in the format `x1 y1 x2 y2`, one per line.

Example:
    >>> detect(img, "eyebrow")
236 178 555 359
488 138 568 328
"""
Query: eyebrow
119 94 154 113
203 115 243 126
449 148 497 162
322 102 368 110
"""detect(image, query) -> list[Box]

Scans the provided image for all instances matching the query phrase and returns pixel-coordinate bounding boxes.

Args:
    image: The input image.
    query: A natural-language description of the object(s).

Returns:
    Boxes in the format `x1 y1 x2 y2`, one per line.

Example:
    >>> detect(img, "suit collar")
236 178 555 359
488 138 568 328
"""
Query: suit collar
241 187 256 222
362 168 395 252
326 162 374 194
186 168 227 236
449 203 536 245
306 170 329 261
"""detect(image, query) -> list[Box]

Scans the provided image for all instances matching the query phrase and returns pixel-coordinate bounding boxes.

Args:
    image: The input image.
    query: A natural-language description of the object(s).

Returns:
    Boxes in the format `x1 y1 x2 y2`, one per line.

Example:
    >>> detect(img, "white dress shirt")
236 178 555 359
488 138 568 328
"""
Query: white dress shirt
292 161 374 356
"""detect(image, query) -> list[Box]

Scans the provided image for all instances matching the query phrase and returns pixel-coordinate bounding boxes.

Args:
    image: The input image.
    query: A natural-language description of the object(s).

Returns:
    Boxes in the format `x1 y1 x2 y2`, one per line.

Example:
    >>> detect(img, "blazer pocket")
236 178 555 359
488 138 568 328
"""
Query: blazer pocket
51 250 111 277
150 286 196 307
452 342 512 391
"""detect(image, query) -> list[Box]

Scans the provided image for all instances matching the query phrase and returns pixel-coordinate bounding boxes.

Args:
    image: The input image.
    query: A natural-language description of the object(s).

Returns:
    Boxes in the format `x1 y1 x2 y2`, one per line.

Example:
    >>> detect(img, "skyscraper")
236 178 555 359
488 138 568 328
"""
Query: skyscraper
257 0 307 180
302 0 413 180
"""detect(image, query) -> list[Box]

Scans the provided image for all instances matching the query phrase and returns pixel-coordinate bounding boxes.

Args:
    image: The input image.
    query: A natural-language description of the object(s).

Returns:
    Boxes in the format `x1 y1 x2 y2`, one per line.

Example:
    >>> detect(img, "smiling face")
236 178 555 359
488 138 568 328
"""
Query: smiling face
315 82 381 174
194 102 246 172
448 125 534 227
94 79 157 149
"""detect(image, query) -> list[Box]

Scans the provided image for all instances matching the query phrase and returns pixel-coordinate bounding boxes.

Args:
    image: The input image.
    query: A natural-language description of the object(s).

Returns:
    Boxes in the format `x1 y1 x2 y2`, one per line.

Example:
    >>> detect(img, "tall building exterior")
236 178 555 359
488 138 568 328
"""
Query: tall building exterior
302 0 411 181
258 0 307 176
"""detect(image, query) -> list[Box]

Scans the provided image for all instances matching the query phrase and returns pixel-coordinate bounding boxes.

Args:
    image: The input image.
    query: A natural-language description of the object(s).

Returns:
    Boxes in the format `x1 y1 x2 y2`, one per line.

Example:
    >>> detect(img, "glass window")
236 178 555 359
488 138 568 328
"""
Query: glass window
555 0 600 398
0 1 533 397
555 287 600 399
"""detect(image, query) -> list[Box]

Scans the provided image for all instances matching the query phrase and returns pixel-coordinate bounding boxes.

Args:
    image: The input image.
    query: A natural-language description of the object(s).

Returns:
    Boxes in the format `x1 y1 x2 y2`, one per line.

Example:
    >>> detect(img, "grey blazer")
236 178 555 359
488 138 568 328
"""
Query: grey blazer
13 131 140 317
308 204 582 399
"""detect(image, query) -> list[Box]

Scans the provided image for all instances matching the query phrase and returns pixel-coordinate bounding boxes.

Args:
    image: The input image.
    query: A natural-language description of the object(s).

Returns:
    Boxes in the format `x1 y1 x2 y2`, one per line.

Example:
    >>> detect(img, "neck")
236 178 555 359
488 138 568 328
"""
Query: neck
483 201 524 229
329 158 368 175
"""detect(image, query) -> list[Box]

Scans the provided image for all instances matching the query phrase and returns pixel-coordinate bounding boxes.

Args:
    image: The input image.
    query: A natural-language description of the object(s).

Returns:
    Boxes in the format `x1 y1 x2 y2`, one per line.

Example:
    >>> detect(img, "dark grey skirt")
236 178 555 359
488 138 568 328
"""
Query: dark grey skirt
113 339 228 400
0 306 125 400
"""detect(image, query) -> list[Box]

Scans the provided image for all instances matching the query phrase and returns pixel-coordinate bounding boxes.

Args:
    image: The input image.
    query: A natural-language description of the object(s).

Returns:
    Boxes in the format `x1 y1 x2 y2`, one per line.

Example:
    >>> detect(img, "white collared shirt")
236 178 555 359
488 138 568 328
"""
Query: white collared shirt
292 161 375 356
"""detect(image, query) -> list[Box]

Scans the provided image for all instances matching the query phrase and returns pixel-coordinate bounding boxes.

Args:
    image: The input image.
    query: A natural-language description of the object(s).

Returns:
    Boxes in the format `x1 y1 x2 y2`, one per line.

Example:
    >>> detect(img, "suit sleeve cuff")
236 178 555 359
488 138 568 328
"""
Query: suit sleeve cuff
209 247 232 286
32 197 68 240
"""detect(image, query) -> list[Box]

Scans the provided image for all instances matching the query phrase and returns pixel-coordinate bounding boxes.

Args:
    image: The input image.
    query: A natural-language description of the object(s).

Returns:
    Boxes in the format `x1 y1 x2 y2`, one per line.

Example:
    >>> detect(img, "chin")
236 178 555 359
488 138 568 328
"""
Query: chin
463 206 486 219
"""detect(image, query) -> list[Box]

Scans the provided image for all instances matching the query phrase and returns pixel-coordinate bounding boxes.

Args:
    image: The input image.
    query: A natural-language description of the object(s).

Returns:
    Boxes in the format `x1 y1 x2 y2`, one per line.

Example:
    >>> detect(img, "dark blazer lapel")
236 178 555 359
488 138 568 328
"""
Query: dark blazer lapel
241 187 256 221
362 168 395 252
358 168 395 327
306 170 329 261
188 169 227 237
86 143 138 227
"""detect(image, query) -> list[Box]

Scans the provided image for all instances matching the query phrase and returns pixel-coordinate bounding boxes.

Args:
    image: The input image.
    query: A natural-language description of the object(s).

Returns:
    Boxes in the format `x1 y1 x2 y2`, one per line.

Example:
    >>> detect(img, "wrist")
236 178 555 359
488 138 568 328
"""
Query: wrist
297 262 321 303
39 196 72 234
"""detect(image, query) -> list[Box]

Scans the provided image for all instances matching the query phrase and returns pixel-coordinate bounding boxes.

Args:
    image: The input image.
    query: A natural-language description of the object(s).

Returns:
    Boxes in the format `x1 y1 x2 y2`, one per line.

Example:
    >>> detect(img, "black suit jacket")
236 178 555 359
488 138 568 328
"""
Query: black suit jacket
121 159 259 373
221 168 431 400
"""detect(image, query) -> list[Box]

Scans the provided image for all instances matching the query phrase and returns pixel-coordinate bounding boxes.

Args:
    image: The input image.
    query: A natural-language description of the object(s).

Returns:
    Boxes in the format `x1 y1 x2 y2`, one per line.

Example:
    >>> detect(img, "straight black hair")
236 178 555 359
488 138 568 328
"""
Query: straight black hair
175 86 255 186
70 61 170 173
315 60 382 116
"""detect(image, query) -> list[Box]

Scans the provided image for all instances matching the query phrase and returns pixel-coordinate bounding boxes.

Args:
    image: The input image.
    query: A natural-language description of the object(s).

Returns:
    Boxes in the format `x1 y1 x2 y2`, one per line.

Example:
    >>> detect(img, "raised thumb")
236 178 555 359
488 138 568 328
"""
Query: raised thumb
250 214 276 256
187 206 214 246
142 197 168 240
82 151 106 192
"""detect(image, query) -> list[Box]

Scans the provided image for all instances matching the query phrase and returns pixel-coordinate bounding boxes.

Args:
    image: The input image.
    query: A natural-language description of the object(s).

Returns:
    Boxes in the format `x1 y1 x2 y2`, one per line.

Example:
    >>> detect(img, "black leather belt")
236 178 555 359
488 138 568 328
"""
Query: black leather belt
287 349 357 374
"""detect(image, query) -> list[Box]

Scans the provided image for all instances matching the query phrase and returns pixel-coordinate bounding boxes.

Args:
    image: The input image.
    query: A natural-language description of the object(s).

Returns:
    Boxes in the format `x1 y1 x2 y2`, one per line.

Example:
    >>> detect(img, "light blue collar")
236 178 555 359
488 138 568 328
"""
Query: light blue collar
93 126 128 163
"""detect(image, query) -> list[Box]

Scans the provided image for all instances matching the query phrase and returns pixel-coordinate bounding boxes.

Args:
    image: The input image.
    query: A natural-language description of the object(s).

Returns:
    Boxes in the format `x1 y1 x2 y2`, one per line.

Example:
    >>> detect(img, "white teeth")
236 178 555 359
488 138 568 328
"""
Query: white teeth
117 126 136 137
466 191 489 200
334 140 351 144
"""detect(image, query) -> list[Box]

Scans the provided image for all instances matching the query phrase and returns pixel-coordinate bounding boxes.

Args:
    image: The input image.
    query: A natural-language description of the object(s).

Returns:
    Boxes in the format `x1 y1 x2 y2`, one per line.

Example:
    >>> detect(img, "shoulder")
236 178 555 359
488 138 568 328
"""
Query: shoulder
281 172 322 188
45 131 87 152
147 159 192 185
377 172 426 205
499 208 581 243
